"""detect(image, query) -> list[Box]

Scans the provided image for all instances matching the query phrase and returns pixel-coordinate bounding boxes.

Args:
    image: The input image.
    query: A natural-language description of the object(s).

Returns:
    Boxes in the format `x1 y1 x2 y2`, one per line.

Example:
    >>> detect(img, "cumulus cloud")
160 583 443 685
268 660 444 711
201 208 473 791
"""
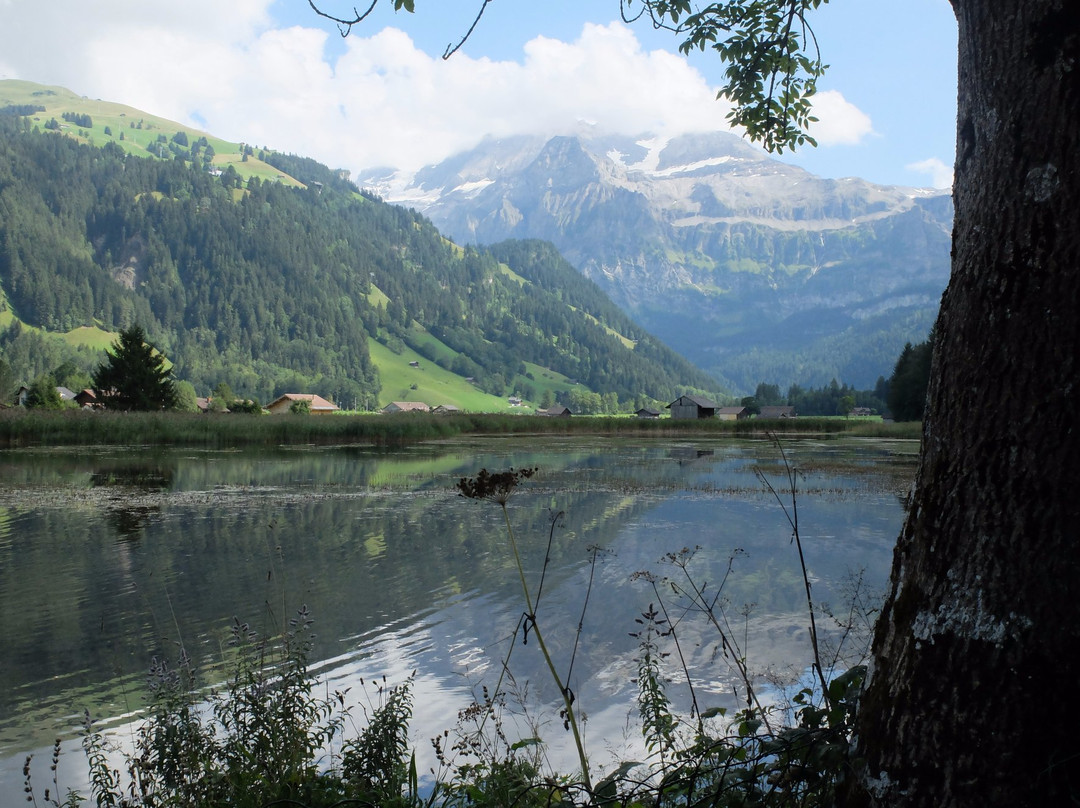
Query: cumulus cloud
805 90 874 146
0 2 879 179
906 157 954 189
0 1 742 176
321 22 737 173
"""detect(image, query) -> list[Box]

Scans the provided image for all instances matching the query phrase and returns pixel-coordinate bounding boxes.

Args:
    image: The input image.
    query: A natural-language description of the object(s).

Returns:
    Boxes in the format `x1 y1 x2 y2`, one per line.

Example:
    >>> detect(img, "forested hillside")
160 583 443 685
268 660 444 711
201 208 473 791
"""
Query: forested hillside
0 110 719 409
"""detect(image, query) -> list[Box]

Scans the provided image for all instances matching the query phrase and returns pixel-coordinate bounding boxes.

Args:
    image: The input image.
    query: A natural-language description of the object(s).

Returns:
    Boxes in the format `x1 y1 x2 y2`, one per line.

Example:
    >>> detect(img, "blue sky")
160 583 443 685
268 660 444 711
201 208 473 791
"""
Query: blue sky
1 0 957 187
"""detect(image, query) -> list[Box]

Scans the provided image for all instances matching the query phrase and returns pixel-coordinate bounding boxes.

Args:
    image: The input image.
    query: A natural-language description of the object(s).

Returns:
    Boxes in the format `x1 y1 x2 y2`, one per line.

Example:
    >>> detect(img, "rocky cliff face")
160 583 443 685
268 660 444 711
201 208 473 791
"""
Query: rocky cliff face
362 131 951 392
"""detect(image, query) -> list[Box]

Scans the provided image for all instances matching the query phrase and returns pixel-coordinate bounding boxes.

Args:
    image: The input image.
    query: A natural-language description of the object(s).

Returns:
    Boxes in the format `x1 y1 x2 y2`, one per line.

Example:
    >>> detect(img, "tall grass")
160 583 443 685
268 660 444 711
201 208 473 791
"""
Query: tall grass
0 408 919 448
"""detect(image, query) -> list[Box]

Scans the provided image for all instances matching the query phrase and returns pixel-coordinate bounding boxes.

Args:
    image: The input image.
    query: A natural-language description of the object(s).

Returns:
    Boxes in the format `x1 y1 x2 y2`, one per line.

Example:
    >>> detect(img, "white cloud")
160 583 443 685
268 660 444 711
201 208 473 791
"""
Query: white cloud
906 157 953 189
0 2 741 177
0 0 272 83
805 90 874 146
0 2 884 181
302 22 738 174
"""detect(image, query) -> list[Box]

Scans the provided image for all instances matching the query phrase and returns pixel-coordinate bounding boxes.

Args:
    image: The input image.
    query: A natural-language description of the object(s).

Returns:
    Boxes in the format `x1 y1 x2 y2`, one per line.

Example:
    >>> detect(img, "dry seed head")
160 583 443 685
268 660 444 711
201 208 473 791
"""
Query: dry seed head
457 467 537 504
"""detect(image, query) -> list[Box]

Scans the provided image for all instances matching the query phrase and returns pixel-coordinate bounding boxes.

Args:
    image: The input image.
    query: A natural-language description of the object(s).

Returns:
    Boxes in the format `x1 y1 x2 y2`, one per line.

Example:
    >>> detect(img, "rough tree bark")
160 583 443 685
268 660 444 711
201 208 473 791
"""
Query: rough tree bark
844 1 1080 805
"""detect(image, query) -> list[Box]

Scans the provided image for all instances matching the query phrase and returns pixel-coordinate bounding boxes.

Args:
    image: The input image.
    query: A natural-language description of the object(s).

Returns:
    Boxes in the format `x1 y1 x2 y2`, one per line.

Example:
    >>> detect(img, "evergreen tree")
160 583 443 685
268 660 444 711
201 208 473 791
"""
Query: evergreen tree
754 382 783 406
886 334 933 421
0 357 16 403
25 375 63 409
93 324 178 411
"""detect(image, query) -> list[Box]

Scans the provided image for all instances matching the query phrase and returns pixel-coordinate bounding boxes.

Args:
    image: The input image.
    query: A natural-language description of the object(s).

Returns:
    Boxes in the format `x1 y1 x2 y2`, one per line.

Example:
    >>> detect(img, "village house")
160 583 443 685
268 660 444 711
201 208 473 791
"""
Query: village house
266 393 340 415
381 401 430 414
74 389 98 409
717 406 750 421
635 407 662 419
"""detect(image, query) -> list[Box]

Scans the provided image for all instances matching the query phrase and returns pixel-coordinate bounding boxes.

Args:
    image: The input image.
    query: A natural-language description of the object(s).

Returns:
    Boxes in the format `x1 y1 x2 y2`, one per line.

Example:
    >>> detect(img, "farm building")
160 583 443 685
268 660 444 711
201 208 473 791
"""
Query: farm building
667 395 720 420
541 405 573 417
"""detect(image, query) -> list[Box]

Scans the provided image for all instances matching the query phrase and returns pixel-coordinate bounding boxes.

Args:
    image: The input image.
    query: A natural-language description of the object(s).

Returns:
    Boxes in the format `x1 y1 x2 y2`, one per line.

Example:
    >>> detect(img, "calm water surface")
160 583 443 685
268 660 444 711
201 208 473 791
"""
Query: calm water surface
0 435 917 797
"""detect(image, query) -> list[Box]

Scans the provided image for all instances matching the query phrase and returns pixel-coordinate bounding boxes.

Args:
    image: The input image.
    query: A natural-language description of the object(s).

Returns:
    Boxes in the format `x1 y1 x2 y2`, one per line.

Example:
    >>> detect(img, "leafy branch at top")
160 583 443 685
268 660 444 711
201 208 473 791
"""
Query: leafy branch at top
457 466 594 791
621 0 828 152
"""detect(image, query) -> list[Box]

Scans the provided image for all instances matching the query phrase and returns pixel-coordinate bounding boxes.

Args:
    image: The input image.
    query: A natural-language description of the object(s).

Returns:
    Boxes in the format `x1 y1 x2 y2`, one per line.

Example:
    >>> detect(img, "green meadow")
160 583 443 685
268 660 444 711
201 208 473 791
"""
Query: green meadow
1 80 302 187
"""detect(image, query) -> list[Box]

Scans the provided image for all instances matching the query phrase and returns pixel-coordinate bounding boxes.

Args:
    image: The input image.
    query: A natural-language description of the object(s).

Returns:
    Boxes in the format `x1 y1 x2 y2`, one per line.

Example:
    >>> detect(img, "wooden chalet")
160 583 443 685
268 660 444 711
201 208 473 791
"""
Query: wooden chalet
74 389 99 409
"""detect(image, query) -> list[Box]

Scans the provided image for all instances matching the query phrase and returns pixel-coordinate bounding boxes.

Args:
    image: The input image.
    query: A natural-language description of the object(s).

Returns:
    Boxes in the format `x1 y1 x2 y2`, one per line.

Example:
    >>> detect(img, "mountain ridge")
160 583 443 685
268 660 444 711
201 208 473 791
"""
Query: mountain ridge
366 130 951 392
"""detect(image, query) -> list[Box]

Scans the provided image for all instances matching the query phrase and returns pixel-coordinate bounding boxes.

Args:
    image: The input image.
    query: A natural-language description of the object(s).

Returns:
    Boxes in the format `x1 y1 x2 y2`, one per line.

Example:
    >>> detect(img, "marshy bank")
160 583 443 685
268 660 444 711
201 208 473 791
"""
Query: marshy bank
0 408 921 449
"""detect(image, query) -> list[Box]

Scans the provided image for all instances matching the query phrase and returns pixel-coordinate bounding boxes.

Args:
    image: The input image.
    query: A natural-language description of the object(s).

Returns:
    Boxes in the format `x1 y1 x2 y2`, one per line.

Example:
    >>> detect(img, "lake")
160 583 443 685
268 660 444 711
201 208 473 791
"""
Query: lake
0 435 917 798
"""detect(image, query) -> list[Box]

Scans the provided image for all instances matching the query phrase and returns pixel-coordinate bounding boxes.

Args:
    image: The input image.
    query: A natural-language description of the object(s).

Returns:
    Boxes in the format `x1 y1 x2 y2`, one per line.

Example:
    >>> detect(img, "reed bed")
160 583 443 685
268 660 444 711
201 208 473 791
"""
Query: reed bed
0 407 921 448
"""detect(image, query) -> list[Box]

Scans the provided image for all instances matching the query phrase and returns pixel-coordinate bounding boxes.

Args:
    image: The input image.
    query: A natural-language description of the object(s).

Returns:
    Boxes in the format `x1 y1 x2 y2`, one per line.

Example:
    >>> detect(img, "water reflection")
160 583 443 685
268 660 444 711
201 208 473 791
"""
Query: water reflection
0 436 917 797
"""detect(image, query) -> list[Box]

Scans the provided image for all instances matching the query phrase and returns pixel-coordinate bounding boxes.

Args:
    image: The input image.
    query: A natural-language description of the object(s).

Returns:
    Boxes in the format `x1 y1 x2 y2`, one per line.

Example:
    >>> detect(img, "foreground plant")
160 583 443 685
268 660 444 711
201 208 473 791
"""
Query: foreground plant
622 584 866 807
28 606 420 808
457 467 594 792
615 438 872 807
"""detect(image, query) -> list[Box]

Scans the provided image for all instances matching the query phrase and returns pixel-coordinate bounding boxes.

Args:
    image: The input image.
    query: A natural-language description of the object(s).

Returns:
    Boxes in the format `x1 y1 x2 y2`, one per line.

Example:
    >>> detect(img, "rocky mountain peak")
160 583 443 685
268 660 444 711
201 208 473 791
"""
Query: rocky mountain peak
367 131 951 392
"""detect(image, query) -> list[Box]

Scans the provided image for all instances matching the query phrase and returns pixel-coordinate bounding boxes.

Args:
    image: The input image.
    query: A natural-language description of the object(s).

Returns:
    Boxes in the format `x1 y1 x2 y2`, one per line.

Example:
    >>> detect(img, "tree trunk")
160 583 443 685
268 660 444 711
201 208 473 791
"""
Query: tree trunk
843 1 1080 805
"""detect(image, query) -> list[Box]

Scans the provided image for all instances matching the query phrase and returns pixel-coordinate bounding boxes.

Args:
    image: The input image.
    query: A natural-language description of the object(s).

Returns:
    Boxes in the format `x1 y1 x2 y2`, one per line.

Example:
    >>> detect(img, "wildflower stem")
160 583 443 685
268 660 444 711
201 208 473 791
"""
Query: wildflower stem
500 502 592 791
501 503 535 615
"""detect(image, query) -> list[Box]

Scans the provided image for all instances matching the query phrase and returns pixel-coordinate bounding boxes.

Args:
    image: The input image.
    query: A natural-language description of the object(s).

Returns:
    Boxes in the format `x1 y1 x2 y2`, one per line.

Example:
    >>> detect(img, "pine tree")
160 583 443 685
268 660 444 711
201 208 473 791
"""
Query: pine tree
93 325 178 411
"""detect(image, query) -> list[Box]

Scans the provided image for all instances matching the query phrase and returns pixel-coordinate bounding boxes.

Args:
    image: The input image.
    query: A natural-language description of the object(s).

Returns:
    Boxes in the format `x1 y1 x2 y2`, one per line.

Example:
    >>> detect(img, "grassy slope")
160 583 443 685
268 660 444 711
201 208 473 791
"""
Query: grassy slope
61 326 116 351
0 80 301 187
1 301 116 354
368 338 511 412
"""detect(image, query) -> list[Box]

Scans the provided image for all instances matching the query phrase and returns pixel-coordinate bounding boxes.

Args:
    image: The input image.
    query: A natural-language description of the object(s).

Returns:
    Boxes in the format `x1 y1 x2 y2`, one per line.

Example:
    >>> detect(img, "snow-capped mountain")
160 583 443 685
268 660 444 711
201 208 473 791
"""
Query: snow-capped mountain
360 131 951 392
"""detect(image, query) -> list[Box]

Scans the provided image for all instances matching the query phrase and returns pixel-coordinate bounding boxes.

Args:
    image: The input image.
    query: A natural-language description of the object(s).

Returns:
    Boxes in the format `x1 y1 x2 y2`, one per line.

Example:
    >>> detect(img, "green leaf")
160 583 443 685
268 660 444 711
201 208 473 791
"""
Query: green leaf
510 737 542 751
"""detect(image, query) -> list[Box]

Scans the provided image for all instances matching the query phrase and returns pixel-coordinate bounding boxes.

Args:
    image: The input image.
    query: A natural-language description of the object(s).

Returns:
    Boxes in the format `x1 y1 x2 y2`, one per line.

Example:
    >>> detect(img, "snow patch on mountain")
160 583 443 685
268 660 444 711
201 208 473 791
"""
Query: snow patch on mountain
647 155 742 178
451 179 495 196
